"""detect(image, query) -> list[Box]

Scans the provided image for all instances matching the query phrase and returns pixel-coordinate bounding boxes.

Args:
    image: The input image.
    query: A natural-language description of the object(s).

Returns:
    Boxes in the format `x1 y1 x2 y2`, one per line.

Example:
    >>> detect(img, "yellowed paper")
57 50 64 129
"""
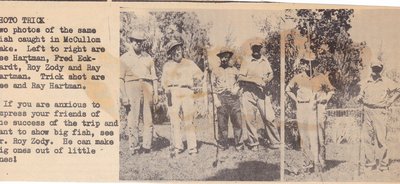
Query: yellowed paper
0 1 400 183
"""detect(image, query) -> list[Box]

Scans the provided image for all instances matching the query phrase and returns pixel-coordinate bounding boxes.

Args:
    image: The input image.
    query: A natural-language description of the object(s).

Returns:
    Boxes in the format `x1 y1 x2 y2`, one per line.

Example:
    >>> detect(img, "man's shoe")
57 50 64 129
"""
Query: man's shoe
129 145 141 155
268 144 280 150
235 144 244 151
141 148 151 154
188 148 198 155
217 143 229 151
378 165 389 172
249 145 259 151
174 148 184 155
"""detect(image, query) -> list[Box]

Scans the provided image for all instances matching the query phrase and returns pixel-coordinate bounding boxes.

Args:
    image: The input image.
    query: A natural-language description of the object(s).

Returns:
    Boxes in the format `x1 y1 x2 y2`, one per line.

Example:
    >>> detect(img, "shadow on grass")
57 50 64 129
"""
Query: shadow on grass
325 160 346 172
206 161 280 181
152 135 170 151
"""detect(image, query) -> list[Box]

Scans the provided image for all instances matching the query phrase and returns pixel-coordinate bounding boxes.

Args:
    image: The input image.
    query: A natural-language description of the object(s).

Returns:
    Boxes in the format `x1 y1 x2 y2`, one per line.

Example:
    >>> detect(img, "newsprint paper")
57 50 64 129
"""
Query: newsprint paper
0 1 400 182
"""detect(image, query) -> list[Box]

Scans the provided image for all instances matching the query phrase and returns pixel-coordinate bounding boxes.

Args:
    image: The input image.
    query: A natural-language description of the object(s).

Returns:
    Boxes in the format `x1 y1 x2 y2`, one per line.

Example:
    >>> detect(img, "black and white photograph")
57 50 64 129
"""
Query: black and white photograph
118 8 283 180
283 9 400 181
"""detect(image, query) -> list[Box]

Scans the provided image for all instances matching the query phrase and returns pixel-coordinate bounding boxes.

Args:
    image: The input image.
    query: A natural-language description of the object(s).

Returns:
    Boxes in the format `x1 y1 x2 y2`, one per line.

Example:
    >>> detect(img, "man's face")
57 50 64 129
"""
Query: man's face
371 66 383 77
172 45 183 63
252 49 261 60
219 53 231 67
131 39 143 52
300 60 311 74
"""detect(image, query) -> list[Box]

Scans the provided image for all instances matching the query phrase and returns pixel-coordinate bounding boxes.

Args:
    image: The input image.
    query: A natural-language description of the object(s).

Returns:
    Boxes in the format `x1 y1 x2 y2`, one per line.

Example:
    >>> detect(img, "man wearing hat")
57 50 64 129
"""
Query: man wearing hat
238 40 280 151
161 40 203 155
357 57 400 172
120 31 158 154
286 50 323 173
211 48 243 151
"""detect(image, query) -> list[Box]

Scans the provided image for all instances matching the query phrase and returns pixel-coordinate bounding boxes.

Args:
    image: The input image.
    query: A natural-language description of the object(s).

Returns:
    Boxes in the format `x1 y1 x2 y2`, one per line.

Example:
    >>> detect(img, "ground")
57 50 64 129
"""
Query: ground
285 143 400 182
119 118 280 181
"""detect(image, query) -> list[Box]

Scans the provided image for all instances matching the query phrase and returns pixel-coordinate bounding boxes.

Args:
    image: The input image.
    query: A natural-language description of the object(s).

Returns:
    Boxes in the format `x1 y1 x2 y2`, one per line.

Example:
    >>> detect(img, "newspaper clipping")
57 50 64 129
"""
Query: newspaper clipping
0 1 400 183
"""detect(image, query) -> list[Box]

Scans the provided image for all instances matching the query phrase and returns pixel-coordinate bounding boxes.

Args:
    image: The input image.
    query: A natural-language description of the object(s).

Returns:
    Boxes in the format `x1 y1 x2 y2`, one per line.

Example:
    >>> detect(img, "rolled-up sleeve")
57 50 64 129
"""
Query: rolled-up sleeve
161 63 169 89
150 59 157 81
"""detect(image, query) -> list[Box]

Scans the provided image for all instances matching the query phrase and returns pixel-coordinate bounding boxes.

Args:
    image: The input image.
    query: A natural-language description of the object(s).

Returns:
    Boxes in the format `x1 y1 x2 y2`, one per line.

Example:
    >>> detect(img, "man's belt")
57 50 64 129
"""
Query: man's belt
167 84 192 89
218 90 237 96
297 100 310 104
127 78 153 83
363 103 386 109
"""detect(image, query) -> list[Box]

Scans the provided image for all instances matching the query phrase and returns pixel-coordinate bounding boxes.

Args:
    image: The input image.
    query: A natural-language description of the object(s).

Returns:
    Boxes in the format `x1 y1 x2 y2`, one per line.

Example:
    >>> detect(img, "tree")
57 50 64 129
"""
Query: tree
283 9 366 148
287 9 364 108
150 11 211 74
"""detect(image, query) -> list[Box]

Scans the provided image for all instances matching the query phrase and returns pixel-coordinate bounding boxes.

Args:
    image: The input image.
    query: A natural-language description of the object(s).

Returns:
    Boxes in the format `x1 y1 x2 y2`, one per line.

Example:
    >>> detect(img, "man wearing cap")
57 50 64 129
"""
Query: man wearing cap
285 50 322 173
238 41 280 151
161 40 203 155
120 31 158 154
212 48 243 151
357 58 400 172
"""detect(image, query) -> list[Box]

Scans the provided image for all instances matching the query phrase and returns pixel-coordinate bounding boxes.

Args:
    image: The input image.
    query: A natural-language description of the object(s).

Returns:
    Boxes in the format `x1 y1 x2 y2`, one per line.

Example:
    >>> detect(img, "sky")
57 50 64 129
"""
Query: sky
195 9 284 49
350 9 400 77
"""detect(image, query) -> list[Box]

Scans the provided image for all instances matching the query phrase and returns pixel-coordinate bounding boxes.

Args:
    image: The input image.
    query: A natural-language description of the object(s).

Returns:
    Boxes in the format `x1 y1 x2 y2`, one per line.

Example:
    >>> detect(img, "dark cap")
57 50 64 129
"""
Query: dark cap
217 48 234 58
166 40 183 54
128 31 146 41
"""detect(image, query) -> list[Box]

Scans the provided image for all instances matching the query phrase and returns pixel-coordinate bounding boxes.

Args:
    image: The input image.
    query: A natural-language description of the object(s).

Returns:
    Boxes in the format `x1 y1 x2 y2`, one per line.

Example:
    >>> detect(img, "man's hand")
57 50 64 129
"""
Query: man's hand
214 97 222 108
153 93 159 105
318 99 328 105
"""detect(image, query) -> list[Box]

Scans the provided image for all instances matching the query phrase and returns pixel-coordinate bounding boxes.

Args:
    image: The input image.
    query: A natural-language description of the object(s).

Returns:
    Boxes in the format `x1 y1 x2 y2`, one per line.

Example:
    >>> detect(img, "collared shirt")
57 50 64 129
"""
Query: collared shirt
286 72 315 102
312 73 335 101
239 56 273 86
212 66 240 94
120 51 157 82
359 76 399 107
161 58 203 89
287 72 336 102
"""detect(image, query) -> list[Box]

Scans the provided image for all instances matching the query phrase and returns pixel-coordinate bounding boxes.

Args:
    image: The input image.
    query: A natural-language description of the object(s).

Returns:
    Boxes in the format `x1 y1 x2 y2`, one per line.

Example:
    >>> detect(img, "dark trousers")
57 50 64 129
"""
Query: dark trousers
217 92 243 147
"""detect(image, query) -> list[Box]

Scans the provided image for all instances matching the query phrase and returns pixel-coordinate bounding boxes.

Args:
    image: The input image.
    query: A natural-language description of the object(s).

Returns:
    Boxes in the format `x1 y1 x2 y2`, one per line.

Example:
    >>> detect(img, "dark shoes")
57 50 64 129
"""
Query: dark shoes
217 143 229 151
140 147 151 154
129 145 141 155
130 145 151 155
268 144 280 150
378 165 389 172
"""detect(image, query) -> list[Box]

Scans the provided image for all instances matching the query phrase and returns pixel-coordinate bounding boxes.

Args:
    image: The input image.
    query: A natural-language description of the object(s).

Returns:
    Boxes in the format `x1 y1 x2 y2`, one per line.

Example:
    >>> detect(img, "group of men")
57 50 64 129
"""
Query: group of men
212 43 280 152
120 29 399 175
120 30 281 156
286 48 400 174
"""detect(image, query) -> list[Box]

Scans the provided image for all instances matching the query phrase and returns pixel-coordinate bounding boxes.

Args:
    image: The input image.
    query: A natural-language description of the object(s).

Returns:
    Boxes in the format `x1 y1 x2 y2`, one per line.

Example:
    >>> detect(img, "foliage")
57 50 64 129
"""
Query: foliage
264 31 281 116
286 9 364 109
284 9 366 147
120 11 211 75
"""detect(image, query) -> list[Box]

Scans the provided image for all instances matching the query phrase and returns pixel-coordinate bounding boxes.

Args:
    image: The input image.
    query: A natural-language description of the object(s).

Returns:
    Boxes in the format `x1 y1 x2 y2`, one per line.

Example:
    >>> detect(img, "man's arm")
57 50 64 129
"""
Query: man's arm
262 61 273 84
160 63 169 90
210 69 221 107
150 60 159 104
386 79 400 107
120 79 129 106
285 79 297 103
120 57 129 106
355 81 365 104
